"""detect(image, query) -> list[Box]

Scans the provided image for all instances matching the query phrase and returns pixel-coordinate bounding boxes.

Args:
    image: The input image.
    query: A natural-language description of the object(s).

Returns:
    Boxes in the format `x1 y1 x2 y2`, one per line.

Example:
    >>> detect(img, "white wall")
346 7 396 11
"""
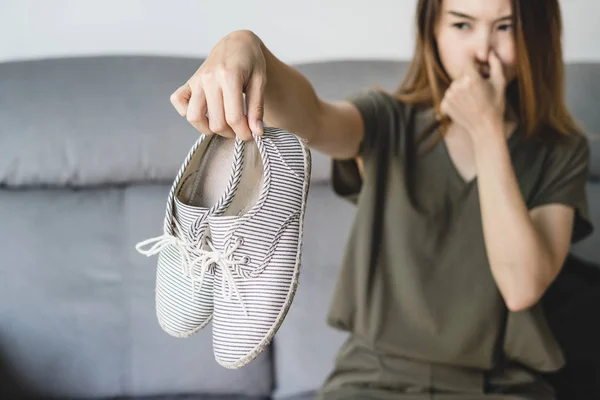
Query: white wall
1 0 599 64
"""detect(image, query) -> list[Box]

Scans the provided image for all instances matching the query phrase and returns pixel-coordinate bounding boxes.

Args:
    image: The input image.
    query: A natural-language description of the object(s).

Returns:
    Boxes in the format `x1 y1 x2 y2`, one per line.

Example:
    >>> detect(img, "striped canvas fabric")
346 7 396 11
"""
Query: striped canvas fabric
135 134 244 337
207 127 311 368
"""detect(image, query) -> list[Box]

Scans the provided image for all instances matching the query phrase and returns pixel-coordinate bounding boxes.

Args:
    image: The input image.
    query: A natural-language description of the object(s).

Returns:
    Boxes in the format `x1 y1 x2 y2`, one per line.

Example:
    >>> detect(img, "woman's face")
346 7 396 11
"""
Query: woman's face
435 0 517 83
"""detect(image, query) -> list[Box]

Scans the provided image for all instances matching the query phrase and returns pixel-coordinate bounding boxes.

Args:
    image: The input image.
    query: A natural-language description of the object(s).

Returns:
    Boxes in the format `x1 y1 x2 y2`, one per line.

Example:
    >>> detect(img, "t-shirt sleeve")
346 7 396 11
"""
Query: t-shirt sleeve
331 89 396 203
529 134 594 243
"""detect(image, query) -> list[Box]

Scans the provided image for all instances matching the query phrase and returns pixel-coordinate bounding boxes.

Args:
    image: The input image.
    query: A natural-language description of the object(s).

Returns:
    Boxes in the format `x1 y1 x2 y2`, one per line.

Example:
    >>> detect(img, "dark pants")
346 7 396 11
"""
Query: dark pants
315 334 555 400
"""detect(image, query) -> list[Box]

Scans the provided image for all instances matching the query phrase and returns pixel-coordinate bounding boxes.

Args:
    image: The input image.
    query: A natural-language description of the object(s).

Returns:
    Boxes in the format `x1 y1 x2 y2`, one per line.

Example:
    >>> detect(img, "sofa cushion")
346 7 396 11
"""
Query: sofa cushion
67 396 269 400
271 184 354 399
99 395 270 400
572 182 600 264
0 185 273 398
0 187 128 399
564 64 600 178
277 393 316 400
0 56 202 188
589 135 600 179
0 57 408 188
2 57 599 187
542 253 600 400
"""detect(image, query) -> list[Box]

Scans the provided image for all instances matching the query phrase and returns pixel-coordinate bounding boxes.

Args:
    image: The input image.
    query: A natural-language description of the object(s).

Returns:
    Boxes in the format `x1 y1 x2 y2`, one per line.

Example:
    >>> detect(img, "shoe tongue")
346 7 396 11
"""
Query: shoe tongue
173 196 209 239
208 215 242 250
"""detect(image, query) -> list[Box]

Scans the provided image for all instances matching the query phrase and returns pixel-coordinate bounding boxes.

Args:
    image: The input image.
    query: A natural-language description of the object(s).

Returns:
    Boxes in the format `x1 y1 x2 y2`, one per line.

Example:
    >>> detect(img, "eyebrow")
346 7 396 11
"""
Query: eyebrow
447 11 512 22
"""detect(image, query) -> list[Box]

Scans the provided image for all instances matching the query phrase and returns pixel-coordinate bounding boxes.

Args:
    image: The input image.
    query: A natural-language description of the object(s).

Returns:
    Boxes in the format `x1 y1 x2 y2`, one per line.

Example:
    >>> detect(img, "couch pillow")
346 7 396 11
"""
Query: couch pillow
0 56 204 187
2 57 598 186
271 184 354 398
0 57 410 188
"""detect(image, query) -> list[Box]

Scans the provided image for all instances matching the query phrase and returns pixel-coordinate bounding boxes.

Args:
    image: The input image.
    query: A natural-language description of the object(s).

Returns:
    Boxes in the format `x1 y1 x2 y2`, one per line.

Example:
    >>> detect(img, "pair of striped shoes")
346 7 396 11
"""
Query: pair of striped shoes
135 127 311 369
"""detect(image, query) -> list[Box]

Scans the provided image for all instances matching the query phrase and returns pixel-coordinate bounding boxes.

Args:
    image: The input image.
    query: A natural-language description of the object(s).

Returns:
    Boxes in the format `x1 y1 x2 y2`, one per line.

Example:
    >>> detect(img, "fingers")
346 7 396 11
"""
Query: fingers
204 83 235 138
173 73 259 140
440 97 449 118
440 86 454 118
185 84 212 135
173 63 265 140
488 50 506 90
462 57 481 80
440 79 467 119
171 82 214 136
222 75 253 141
439 83 454 119
245 74 265 136
170 83 192 117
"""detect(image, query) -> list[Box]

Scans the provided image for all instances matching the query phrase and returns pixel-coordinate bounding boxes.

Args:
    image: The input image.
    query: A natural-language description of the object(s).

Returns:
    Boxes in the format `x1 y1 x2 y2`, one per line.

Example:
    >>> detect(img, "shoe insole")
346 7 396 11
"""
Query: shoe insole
178 135 235 208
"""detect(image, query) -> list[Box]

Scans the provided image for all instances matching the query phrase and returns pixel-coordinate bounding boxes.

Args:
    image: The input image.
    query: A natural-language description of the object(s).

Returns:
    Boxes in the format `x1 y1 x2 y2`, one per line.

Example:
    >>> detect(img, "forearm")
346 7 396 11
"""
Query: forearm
473 124 554 311
257 36 323 141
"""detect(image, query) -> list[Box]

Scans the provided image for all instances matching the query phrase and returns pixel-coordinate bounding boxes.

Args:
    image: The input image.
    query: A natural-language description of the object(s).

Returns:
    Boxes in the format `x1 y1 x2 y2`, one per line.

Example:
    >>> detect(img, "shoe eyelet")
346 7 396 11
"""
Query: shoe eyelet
241 256 250 264
236 237 244 246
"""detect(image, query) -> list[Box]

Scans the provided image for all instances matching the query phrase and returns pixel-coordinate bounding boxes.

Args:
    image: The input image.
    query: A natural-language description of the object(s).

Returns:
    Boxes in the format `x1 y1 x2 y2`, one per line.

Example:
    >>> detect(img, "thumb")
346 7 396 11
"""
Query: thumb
245 75 265 135
488 51 506 90
461 57 480 80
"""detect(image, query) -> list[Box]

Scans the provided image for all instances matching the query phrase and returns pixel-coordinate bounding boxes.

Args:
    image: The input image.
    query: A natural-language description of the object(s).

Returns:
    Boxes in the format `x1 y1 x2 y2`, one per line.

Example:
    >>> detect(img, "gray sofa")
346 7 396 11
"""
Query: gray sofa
0 56 598 399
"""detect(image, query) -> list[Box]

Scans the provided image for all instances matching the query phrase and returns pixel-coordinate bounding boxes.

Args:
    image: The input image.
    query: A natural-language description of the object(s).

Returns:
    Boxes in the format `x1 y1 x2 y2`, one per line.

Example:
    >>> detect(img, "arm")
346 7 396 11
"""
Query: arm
258 35 364 159
173 29 364 160
440 52 579 312
473 124 574 312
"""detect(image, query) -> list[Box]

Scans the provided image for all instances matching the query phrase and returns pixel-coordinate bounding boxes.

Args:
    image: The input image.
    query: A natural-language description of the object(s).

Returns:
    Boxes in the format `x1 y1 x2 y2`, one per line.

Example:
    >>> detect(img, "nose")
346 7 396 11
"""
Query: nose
473 31 493 63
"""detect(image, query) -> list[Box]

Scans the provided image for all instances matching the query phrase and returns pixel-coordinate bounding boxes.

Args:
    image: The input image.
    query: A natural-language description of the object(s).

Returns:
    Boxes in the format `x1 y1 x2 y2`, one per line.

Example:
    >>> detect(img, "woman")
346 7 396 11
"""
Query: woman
170 0 594 398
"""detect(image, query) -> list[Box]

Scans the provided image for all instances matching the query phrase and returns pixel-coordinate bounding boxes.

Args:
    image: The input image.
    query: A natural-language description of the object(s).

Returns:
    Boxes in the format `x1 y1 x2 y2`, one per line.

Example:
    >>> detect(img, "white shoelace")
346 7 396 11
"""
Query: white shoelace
136 220 254 314
203 237 252 316
135 218 213 298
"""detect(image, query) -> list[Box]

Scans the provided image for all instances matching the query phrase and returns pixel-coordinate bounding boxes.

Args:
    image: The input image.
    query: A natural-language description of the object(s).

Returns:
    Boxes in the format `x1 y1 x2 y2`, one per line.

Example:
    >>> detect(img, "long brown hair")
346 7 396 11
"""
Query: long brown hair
395 0 582 141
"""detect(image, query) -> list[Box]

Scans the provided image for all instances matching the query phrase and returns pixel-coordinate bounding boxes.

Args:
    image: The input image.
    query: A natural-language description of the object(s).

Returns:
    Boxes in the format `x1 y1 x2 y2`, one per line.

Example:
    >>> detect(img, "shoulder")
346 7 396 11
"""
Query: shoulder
528 128 594 242
517 123 590 176
532 124 589 153
344 88 406 116
345 88 430 142
533 127 590 173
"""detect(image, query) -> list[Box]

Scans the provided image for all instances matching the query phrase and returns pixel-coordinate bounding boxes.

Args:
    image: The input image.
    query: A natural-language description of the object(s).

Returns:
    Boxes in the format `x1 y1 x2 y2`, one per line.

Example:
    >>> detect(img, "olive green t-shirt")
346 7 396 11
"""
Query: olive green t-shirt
327 89 594 372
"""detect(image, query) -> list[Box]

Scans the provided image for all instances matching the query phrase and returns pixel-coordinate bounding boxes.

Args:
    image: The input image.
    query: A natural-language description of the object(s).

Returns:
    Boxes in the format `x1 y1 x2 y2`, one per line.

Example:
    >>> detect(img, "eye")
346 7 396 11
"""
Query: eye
498 23 512 32
452 22 470 31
